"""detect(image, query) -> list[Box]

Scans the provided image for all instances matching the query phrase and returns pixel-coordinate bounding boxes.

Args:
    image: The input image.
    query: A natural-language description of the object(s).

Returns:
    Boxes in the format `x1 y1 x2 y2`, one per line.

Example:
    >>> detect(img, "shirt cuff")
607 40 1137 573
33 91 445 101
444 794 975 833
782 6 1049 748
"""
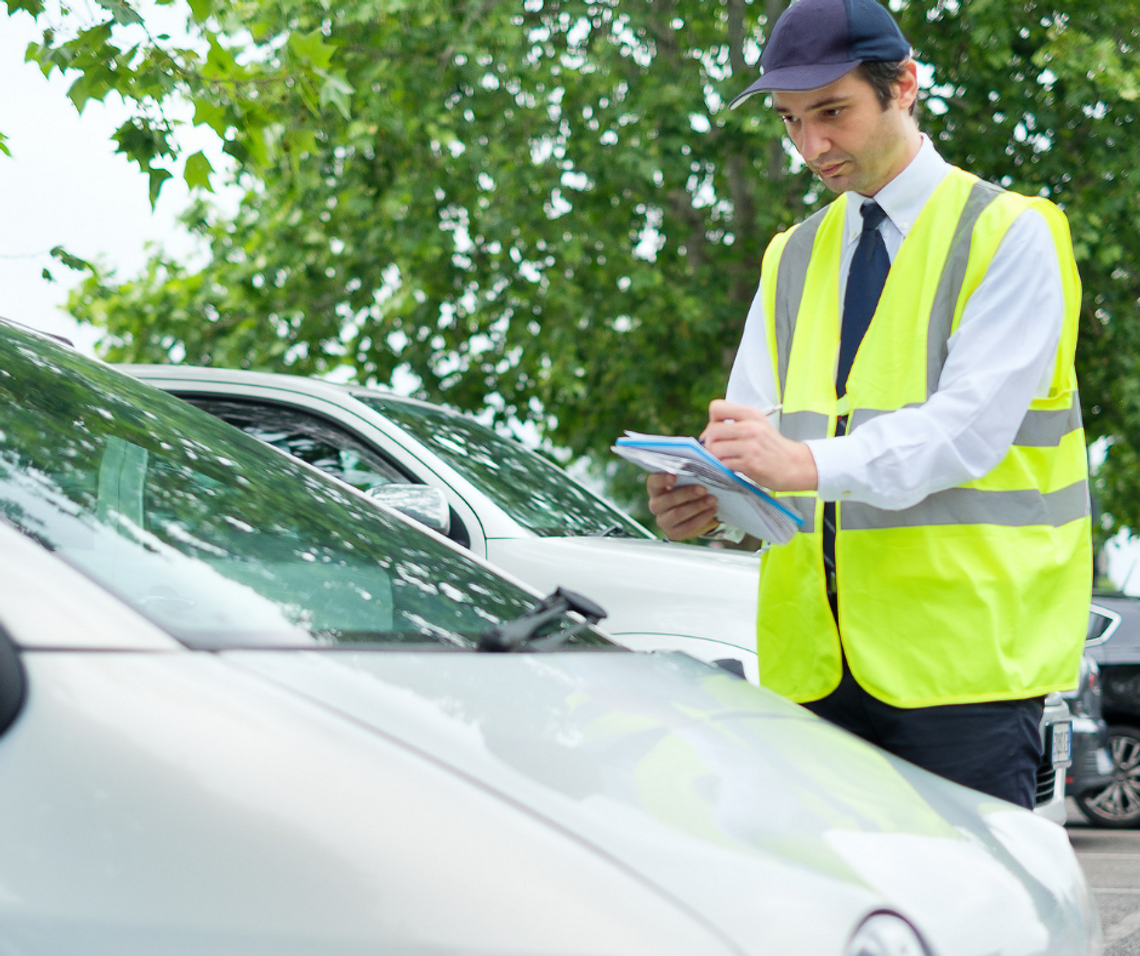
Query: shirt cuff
804 438 855 503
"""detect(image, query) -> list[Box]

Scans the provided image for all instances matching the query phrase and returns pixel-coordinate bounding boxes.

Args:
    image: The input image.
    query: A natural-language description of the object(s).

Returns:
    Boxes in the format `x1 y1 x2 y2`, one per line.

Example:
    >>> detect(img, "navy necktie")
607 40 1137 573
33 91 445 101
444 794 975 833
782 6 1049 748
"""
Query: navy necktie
823 200 889 615
837 200 890 397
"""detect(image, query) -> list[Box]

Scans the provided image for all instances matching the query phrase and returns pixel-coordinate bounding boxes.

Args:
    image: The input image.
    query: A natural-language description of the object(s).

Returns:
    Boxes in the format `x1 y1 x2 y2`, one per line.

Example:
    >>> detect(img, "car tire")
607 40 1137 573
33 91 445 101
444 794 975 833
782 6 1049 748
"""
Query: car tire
1076 725 1140 828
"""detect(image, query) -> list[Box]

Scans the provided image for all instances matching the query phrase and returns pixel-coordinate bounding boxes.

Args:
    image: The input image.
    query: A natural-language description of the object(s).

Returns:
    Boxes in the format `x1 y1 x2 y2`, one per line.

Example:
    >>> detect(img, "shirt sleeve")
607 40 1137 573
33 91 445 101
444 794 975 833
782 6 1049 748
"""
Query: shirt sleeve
806 207 1064 510
726 281 780 411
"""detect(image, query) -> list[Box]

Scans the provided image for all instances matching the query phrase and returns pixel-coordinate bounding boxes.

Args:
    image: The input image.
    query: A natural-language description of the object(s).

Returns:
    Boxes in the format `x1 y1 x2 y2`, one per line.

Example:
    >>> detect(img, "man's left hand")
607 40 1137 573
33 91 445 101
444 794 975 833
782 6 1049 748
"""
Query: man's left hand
701 399 818 492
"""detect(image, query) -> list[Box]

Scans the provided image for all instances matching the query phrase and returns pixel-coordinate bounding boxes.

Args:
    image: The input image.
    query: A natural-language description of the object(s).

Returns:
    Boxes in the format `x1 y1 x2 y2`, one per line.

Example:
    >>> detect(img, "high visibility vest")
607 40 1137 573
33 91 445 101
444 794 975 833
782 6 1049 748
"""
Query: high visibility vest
756 167 1091 708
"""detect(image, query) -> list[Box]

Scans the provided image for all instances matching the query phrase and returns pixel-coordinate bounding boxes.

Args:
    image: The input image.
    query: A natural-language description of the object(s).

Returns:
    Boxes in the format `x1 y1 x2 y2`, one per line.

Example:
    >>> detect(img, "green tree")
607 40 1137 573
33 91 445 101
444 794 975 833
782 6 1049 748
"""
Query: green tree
5 0 346 203
6 0 1140 537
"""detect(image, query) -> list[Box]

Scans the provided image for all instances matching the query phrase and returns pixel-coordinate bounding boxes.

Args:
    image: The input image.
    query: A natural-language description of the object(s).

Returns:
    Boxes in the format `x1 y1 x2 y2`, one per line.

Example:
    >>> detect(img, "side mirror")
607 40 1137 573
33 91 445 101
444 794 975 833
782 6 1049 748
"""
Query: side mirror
364 484 451 536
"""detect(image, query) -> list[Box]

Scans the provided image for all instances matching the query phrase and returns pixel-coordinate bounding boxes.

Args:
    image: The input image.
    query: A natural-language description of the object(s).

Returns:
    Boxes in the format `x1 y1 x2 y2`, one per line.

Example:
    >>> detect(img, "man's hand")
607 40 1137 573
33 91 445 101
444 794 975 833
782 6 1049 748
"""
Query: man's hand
647 472 719 541
701 399 818 492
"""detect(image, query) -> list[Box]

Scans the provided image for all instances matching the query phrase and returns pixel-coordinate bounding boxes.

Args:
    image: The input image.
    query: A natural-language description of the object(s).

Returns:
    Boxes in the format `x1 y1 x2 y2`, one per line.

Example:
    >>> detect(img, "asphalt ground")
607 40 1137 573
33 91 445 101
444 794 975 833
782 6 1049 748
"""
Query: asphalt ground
1067 798 1140 955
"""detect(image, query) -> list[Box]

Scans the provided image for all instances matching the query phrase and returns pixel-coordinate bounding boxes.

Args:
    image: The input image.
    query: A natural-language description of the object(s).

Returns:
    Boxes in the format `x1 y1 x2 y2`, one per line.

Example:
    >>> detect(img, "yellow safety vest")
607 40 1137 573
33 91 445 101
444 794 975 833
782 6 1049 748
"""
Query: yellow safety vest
756 167 1091 708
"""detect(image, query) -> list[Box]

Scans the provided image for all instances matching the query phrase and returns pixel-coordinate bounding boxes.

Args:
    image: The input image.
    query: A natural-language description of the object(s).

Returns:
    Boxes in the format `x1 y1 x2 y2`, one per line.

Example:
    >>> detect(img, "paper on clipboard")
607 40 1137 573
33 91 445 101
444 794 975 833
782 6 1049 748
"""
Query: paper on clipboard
611 431 803 544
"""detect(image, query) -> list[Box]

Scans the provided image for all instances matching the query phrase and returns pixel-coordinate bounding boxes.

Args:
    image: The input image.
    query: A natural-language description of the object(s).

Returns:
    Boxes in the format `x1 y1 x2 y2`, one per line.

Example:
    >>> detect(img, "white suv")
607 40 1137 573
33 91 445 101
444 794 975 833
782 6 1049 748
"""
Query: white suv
123 365 764 680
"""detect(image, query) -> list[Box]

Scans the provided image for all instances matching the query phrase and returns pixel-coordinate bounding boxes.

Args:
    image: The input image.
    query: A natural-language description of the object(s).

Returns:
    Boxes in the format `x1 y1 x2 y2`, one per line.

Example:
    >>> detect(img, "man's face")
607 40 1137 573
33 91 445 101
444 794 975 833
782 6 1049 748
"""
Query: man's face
771 66 918 197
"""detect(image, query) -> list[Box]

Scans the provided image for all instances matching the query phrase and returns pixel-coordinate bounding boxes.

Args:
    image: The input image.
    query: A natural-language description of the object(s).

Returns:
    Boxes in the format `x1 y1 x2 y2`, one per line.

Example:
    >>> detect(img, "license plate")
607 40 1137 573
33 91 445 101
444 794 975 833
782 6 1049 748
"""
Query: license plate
1051 721 1072 766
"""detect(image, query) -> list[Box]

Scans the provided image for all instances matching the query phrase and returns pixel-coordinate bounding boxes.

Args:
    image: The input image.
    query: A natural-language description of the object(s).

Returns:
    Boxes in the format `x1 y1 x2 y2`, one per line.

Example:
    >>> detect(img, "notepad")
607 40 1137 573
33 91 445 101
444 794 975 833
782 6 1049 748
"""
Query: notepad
612 431 803 545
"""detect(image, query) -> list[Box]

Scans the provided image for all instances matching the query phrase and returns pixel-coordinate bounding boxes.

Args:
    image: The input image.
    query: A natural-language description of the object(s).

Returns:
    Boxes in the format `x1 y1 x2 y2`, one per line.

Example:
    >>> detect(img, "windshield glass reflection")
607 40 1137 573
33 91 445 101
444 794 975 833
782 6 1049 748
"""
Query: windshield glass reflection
0 327 614 652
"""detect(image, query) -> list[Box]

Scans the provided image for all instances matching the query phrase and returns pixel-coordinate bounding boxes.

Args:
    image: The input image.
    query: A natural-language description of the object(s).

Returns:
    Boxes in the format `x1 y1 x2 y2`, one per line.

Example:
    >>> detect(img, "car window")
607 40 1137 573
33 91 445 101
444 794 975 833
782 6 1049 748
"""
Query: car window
355 394 653 539
181 397 474 550
0 328 614 653
1087 606 1121 646
183 398 410 491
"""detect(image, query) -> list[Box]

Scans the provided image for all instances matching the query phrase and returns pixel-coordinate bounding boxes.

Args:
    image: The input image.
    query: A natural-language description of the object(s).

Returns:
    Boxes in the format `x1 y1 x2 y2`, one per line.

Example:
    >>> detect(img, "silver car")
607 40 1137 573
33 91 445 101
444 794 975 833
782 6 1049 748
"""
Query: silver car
0 322 1101 954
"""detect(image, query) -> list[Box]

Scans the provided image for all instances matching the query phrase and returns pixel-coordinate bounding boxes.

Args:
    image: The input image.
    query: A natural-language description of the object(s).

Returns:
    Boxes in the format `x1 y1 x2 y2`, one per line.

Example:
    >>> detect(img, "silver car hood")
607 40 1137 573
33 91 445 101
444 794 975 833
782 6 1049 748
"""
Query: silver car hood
223 648 1097 956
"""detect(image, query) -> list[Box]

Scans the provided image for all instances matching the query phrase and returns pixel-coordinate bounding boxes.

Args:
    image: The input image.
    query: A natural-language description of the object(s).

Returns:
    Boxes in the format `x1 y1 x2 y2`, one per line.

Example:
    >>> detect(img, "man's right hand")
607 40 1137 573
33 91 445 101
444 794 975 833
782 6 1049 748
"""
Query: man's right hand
646 472 720 541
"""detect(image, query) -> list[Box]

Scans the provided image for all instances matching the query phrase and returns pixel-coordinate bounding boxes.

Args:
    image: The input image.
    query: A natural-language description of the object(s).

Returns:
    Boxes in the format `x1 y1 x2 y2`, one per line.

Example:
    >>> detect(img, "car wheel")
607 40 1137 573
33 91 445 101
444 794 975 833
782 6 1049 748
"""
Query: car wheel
1076 725 1140 828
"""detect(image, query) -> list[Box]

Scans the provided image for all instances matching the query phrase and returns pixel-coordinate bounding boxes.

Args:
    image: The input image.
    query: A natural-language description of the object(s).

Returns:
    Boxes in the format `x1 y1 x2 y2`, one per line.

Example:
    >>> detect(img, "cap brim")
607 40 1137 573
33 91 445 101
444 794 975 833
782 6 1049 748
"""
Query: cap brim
728 61 861 109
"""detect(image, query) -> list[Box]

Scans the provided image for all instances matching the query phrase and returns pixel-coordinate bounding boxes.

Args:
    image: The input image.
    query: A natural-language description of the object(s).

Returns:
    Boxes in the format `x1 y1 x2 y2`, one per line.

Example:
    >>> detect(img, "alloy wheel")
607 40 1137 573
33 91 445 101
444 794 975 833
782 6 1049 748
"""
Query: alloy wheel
1076 725 1140 828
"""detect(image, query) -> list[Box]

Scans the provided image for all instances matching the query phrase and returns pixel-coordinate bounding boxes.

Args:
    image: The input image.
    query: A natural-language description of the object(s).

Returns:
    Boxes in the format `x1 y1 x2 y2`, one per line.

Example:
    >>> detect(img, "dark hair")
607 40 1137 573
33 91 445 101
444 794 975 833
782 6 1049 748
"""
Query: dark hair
856 59 919 117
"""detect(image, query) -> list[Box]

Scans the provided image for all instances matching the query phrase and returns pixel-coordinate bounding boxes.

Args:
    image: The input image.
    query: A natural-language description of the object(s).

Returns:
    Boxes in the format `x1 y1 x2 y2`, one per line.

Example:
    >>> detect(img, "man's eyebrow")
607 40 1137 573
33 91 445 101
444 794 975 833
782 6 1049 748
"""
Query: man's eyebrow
774 95 849 114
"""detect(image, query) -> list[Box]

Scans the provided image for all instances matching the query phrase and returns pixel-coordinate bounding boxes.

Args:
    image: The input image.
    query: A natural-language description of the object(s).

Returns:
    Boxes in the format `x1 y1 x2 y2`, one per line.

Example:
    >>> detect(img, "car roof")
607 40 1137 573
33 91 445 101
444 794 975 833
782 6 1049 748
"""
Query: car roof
123 364 464 418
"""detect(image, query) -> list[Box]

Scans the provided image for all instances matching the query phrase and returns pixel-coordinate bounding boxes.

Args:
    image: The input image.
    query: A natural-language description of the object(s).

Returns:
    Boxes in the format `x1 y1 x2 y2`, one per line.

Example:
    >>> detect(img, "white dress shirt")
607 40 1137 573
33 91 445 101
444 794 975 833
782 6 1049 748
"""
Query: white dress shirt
725 136 1065 511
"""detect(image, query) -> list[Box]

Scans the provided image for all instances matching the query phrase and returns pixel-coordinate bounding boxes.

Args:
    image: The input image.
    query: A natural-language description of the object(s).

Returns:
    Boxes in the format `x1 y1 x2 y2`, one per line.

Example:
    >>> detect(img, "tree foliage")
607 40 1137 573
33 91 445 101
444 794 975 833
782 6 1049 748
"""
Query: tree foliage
6 0 346 202
6 0 1140 536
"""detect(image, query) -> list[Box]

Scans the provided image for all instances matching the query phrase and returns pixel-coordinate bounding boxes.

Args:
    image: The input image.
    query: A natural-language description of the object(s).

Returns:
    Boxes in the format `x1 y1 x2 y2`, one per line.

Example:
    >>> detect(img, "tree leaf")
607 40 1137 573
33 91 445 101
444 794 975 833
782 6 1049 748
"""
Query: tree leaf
183 150 214 191
113 118 174 167
148 166 172 207
192 97 227 135
288 28 335 70
49 245 94 272
65 67 114 111
97 0 144 27
187 0 212 23
202 34 239 79
318 70 353 120
5 0 45 14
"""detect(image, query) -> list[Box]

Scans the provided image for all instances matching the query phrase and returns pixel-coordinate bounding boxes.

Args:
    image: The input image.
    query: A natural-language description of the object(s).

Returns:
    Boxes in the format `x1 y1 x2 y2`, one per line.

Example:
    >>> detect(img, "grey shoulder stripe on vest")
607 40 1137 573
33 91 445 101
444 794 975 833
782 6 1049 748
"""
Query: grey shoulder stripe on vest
841 479 1090 531
925 179 1006 398
775 208 829 394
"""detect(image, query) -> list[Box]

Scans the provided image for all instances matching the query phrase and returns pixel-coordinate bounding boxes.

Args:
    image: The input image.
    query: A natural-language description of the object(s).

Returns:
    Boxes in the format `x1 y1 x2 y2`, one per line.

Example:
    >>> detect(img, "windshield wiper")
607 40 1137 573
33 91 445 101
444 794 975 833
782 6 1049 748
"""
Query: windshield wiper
477 587 607 653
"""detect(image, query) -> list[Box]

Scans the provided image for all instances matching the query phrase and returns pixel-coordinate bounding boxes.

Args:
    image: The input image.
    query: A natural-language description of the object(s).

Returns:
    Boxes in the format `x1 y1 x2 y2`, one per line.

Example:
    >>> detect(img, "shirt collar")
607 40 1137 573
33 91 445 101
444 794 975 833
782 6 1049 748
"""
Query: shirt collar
845 135 950 238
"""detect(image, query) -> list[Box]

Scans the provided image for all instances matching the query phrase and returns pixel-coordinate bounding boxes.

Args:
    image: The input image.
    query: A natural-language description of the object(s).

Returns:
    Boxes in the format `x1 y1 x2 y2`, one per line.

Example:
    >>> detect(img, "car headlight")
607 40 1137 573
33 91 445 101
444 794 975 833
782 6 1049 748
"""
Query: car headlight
847 913 930 956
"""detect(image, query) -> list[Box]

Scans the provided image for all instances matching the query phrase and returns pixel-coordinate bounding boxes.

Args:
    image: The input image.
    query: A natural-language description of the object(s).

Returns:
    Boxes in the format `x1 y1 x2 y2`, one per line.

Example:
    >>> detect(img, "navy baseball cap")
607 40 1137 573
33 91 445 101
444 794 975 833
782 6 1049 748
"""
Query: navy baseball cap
729 0 910 108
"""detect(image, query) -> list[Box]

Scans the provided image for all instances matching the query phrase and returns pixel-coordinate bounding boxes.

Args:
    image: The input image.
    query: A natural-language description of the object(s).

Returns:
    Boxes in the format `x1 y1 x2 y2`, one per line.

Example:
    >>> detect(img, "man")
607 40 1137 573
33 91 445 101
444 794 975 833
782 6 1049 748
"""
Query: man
648 0 1091 809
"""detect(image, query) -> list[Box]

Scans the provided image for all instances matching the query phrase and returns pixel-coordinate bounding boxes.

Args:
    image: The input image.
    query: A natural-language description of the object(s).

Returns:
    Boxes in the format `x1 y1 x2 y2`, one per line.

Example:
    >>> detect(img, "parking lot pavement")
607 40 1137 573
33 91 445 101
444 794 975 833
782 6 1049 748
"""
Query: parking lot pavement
1068 799 1140 955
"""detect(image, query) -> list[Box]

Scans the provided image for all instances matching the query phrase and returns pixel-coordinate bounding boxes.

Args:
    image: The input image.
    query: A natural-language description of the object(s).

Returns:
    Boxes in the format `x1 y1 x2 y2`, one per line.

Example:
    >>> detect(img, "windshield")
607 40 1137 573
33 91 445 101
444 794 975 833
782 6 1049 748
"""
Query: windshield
0 327 615 652
355 394 652 539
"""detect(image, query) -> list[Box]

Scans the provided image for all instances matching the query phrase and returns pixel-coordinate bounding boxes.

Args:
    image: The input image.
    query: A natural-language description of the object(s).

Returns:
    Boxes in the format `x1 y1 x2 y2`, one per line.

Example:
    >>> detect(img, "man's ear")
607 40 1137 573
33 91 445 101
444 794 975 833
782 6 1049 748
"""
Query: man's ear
894 59 920 113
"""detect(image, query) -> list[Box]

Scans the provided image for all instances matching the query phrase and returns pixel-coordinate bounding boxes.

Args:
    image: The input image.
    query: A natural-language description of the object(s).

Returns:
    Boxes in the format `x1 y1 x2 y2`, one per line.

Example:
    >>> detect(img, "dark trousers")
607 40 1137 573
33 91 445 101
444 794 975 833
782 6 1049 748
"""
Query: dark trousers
803 662 1045 809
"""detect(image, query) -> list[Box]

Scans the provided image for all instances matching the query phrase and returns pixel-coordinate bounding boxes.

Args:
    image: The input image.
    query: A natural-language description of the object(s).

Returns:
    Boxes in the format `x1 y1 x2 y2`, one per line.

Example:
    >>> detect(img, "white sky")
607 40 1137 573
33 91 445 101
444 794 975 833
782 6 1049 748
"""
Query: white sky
2 11 1138 592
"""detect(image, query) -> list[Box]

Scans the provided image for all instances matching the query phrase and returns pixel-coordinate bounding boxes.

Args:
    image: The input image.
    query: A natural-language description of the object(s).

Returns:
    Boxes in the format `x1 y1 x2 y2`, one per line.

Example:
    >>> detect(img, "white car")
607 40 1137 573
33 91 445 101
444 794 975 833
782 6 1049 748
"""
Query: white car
123 364 764 680
0 321 1101 954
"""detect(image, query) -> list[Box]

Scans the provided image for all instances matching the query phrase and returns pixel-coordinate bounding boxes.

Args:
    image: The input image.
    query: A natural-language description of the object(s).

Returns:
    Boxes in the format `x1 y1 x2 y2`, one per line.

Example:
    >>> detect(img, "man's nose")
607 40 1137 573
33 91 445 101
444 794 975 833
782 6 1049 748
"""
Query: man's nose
798 122 829 162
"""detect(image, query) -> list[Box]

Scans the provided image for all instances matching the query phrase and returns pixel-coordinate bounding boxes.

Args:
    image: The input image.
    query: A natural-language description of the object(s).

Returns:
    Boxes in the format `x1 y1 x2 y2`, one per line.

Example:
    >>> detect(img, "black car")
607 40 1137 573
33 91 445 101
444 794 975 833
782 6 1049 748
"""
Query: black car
1073 592 1140 827
1061 653 1113 806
